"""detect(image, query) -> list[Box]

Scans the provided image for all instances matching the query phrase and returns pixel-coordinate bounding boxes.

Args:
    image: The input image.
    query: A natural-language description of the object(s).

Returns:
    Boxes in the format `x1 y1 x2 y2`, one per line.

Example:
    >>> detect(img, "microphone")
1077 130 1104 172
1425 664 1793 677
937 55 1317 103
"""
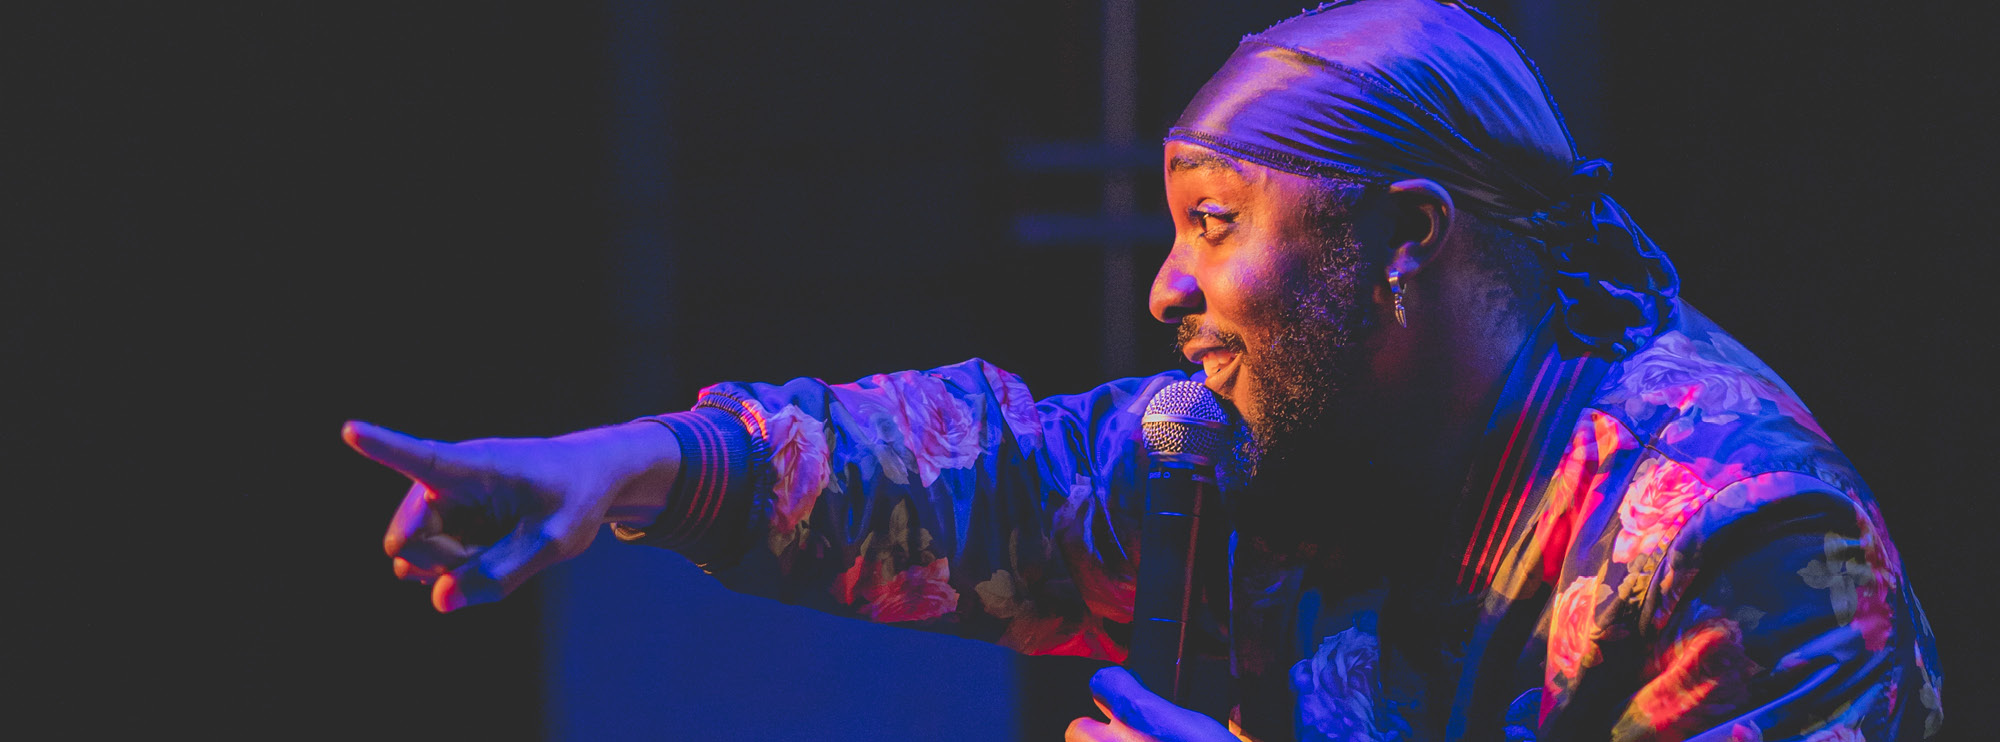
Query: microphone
1129 380 1228 703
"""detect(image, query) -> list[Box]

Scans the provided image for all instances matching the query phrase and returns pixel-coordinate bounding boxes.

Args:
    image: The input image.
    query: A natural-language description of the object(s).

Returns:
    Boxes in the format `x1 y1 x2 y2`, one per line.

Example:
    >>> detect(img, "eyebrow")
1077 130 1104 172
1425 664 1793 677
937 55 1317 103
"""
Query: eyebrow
1168 151 1242 173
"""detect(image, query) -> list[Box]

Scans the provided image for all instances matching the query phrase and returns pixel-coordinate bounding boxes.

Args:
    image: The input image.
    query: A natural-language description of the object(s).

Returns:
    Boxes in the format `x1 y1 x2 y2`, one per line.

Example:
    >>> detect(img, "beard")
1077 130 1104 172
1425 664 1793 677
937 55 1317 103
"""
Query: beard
1176 222 1375 473
1174 219 1399 565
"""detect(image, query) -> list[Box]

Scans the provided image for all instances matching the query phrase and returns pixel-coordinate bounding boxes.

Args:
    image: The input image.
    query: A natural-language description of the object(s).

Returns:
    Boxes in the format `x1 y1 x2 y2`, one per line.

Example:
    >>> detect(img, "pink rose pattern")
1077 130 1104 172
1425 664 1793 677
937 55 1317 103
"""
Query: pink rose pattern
1526 309 1936 741
1545 574 1610 704
1530 411 1634 584
829 499 961 624
1293 627 1392 742
973 567 1124 660
971 517 1128 661
833 370 985 487
1613 455 1714 565
1616 614 1762 741
696 360 1177 657
686 309 1936 741
838 555 959 623
1608 331 1766 427
1801 724 1865 742
1603 329 1827 445
760 402 831 554
981 361 1044 448
1049 475 1137 624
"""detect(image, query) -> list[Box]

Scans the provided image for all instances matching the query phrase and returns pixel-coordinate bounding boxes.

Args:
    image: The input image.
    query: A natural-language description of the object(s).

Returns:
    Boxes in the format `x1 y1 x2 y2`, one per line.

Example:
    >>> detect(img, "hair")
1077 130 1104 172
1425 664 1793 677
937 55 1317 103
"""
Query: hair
1298 176 1552 320
1460 212 1554 320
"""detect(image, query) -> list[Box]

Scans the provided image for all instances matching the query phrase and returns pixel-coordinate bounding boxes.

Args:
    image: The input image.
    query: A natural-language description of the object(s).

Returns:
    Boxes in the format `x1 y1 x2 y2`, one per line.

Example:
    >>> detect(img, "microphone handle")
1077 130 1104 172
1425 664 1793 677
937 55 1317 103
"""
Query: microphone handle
1128 458 1214 704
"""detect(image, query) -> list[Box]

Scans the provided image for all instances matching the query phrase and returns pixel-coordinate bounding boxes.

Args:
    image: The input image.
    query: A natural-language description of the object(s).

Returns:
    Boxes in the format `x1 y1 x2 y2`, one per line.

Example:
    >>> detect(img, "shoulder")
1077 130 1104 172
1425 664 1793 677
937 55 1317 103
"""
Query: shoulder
1537 303 1887 599
1563 304 1844 456
1570 304 1900 620
1583 303 1869 505
1536 309 1939 737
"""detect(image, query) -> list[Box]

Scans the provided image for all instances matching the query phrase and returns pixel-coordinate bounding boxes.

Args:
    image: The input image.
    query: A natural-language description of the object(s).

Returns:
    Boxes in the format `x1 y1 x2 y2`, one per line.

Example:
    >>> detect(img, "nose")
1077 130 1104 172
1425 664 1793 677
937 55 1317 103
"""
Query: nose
1148 246 1203 323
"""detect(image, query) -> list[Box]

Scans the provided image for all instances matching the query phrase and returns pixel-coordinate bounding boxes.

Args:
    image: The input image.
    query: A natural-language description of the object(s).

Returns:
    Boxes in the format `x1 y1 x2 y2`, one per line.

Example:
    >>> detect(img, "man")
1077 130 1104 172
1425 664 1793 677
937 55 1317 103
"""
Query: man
346 1 1942 739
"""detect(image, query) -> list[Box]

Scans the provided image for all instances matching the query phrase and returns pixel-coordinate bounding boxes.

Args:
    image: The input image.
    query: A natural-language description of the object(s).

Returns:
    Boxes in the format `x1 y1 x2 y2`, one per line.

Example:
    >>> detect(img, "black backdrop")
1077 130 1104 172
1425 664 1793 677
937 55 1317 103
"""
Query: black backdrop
11 1 1992 739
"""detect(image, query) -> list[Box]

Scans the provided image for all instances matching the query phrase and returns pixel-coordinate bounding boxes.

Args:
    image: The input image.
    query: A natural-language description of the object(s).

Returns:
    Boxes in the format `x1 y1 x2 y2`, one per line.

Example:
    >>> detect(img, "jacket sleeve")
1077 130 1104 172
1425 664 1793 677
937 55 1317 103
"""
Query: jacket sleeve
1606 473 1945 742
613 358 1193 661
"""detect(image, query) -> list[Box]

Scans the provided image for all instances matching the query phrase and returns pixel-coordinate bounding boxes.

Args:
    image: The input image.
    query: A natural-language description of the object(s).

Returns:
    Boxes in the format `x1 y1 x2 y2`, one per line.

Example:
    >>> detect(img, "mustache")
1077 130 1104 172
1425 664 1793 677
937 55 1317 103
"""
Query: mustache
1175 315 1248 357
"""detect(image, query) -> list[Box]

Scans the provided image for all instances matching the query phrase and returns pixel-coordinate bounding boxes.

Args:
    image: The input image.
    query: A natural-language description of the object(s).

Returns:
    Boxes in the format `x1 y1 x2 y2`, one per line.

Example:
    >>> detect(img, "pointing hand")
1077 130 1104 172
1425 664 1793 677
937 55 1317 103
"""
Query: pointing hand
343 419 678 612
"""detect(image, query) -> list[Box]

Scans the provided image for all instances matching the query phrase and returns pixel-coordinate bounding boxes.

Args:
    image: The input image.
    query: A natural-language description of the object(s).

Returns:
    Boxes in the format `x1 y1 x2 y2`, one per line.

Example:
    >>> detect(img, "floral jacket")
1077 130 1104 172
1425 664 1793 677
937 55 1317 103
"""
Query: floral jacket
618 302 1943 742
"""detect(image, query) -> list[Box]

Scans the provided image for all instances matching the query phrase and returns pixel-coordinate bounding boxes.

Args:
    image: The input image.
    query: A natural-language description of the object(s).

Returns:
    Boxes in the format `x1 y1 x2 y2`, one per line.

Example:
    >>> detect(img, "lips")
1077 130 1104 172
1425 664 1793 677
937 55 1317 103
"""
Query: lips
1196 347 1236 376
1188 345 1241 396
1178 317 1247 398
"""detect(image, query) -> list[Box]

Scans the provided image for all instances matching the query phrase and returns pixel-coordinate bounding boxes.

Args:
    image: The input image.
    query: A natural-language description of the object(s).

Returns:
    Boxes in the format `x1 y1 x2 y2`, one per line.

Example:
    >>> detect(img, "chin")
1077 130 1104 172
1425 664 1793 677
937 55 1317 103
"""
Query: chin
1233 397 1265 438
1217 371 1263 431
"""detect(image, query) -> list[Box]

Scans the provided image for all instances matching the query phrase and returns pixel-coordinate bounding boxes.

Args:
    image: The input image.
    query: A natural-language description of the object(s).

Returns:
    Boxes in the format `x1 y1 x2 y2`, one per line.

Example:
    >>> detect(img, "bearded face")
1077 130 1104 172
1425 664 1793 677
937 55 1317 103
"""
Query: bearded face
1167 183 1395 558
1172 183 1377 472
1156 143 1430 566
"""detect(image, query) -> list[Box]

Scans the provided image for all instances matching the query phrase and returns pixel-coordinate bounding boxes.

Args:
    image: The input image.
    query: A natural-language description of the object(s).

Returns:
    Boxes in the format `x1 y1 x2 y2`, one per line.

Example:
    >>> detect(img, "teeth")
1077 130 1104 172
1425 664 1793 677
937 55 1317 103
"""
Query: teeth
1203 353 1236 376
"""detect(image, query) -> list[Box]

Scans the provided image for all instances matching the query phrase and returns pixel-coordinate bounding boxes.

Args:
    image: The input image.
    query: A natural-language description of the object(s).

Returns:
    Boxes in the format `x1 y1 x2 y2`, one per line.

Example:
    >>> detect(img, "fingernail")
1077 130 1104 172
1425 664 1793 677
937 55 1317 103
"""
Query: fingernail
434 575 468 612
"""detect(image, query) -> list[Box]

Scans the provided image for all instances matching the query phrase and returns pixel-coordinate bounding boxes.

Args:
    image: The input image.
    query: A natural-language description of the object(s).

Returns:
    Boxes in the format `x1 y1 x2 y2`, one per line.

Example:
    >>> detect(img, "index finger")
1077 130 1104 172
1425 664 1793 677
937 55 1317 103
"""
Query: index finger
343 420 443 482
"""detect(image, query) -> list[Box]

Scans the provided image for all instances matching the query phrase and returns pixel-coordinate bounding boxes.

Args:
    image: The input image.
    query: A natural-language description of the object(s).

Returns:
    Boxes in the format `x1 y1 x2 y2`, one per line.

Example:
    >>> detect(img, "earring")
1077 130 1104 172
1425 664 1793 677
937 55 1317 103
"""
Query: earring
1387 269 1408 328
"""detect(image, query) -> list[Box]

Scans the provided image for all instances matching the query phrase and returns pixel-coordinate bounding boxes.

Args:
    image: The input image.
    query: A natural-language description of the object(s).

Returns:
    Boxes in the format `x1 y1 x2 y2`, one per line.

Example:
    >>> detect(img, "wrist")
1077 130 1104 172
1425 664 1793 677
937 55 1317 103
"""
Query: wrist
605 406 758 561
558 420 680 527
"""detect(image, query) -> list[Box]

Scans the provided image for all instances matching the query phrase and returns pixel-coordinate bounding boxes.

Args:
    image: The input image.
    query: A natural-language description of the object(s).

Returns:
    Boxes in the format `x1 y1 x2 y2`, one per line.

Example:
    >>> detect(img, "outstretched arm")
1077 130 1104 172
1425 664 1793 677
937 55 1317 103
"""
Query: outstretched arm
346 358 1196 663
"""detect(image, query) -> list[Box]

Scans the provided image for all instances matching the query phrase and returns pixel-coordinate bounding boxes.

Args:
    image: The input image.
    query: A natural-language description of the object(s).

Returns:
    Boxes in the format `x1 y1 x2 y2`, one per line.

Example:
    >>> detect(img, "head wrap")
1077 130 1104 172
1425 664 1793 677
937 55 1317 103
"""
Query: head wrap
1167 0 1676 358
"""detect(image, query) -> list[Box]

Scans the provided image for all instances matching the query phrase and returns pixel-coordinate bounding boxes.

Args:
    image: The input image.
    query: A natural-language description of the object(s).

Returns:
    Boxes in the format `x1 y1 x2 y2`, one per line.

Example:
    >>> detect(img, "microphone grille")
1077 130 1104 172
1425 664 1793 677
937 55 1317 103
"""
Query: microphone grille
1142 380 1228 461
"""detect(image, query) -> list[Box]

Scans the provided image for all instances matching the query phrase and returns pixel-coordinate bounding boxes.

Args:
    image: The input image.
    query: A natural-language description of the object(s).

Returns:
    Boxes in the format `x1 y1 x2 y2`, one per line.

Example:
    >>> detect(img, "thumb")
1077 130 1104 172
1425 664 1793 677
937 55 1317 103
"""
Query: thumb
1090 666 1166 734
430 524 571 612
343 420 475 486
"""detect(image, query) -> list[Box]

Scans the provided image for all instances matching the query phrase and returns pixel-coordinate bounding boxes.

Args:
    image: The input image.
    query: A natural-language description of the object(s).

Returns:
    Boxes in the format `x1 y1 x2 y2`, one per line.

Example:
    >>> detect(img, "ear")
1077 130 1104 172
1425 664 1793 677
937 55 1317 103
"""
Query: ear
1383 179 1454 280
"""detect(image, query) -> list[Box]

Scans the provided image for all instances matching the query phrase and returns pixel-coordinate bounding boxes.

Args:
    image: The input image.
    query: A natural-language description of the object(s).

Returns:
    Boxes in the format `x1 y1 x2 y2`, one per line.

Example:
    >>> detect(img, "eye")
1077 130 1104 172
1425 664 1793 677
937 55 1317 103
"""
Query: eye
1187 203 1236 238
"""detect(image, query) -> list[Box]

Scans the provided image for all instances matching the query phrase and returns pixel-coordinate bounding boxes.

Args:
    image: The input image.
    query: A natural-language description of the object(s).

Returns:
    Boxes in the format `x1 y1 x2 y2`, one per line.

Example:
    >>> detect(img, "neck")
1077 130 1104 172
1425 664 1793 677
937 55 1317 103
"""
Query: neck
1234 279 1543 571
1366 285 1540 514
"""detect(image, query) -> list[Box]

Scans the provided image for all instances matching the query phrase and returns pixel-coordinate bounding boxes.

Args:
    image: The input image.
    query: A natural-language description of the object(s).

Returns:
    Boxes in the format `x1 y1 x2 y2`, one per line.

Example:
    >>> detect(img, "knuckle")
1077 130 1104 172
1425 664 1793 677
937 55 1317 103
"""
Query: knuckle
462 577 501 605
541 524 582 557
1087 668 1107 692
1063 718 1098 742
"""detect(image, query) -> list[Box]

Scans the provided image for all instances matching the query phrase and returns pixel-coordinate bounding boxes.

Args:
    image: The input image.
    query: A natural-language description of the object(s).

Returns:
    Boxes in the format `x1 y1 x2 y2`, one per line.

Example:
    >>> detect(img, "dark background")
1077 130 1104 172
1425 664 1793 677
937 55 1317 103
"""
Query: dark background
10 1 1992 739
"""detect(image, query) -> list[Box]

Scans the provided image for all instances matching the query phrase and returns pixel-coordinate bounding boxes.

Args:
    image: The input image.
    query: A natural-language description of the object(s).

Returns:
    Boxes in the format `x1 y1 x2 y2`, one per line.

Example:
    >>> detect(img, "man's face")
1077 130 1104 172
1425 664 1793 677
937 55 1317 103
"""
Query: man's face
1151 141 1380 464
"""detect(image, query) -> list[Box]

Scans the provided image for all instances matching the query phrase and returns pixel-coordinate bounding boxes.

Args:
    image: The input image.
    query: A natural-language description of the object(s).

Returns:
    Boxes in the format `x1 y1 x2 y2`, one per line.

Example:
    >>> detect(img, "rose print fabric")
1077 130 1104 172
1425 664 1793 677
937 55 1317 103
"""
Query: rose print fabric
1359 303 1942 742
616 360 1185 660
622 301 1940 741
